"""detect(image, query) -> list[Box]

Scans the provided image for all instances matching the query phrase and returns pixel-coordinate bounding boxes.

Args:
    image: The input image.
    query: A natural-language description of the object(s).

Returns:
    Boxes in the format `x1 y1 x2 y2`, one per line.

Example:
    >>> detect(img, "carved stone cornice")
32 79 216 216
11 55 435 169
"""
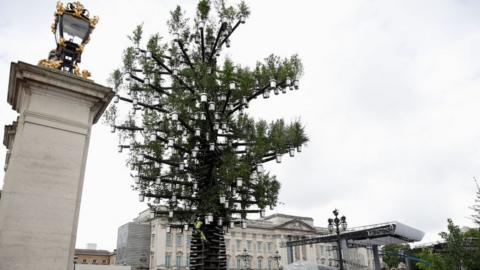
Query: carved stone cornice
8 61 113 124
3 121 17 150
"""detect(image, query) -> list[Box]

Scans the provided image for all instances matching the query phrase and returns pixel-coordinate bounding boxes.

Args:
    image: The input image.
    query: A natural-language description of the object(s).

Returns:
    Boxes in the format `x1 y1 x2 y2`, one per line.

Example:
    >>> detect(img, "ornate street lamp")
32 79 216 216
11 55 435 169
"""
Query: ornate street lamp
272 251 281 270
240 248 252 270
39 1 98 78
328 209 347 270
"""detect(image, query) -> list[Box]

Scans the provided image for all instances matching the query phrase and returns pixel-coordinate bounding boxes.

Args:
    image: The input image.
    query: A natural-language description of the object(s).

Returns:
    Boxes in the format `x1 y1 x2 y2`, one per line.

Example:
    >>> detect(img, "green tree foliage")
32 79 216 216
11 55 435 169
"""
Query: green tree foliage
415 219 480 270
439 219 465 269
462 229 480 270
105 0 307 230
471 178 480 227
415 249 450 270
381 244 410 268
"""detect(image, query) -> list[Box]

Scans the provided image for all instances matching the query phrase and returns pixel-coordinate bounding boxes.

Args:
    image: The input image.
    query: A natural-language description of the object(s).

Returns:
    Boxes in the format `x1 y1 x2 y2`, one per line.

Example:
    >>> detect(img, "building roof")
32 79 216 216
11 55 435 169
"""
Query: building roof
242 214 329 234
263 213 314 222
145 209 330 234
75 249 113 256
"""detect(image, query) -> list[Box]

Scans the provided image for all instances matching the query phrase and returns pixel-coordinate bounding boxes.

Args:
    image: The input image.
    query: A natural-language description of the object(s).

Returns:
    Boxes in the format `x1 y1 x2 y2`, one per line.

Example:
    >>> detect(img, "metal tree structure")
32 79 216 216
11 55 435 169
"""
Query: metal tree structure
105 1 308 270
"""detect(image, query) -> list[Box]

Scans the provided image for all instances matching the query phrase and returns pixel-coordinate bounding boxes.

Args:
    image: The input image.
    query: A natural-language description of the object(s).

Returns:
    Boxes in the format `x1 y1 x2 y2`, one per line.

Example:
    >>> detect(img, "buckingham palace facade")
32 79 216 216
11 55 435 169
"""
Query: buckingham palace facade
119 211 376 270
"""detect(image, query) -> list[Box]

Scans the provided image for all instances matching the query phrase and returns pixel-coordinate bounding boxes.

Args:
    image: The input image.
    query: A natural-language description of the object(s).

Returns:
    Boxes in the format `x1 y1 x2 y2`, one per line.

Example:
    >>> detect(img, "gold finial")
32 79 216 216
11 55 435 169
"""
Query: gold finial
73 65 81 76
58 37 66 47
55 1 65 15
73 1 85 17
90 16 99 28
81 70 91 79
39 59 63 69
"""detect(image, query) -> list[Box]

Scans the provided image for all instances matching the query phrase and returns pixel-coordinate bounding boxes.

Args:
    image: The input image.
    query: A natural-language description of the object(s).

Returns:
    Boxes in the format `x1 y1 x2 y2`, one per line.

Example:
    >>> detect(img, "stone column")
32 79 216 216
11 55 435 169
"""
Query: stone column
0 62 113 270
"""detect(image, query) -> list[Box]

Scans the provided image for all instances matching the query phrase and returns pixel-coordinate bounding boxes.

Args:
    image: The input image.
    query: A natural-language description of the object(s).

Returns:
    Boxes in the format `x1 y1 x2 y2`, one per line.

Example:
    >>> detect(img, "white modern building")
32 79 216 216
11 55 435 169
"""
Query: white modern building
126 210 376 270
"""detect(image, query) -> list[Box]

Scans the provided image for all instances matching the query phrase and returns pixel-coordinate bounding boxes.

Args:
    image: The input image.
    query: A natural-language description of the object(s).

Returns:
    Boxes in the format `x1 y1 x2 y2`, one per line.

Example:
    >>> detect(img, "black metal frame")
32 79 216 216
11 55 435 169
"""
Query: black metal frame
272 251 281 270
328 209 347 270
239 248 252 270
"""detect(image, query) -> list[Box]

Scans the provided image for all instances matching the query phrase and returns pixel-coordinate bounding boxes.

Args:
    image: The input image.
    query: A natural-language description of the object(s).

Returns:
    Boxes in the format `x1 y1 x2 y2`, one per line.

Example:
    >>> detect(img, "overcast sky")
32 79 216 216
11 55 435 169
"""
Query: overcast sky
1 0 480 251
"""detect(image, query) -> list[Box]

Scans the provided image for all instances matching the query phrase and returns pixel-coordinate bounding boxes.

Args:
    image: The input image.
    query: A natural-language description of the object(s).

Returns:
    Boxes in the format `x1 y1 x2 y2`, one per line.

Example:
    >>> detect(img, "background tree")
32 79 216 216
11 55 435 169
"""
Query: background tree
438 219 464 270
415 219 480 270
381 244 410 269
462 228 480 270
104 1 308 270
471 177 480 227
415 249 449 270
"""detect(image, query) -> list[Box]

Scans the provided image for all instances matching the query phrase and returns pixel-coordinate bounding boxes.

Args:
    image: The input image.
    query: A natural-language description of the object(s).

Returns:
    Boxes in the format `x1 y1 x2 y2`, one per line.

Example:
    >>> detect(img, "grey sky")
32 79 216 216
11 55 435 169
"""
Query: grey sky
1 0 479 250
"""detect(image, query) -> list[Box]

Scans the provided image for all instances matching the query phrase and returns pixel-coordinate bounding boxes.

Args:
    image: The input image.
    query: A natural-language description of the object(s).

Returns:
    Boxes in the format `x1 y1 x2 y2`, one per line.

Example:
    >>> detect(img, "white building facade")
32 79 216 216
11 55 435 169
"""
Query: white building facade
143 213 375 270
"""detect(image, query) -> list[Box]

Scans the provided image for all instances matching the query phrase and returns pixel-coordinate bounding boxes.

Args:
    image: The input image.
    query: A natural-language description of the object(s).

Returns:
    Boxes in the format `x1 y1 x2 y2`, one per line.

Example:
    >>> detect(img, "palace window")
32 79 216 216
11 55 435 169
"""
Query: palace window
176 235 183 246
165 254 171 267
166 233 172 247
176 254 183 267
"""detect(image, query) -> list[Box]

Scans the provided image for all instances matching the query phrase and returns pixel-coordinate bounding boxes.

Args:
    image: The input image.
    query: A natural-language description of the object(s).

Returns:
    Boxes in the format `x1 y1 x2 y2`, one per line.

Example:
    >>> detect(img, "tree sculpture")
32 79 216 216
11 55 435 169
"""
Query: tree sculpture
105 1 308 269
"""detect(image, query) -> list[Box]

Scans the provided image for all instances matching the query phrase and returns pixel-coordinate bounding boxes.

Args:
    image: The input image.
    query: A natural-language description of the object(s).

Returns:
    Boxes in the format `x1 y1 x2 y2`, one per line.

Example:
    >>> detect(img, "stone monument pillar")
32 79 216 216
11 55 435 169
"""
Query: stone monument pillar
0 62 113 270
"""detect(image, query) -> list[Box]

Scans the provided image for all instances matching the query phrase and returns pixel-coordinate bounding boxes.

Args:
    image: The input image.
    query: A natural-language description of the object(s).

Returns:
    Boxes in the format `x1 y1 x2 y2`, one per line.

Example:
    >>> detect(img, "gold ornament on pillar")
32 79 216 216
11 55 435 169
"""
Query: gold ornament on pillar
39 1 99 79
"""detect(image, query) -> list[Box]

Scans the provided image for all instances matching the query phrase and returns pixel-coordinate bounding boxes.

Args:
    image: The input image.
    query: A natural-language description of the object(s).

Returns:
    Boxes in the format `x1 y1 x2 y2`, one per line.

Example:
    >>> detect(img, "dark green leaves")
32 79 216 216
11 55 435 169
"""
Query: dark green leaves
197 0 211 20
168 6 188 34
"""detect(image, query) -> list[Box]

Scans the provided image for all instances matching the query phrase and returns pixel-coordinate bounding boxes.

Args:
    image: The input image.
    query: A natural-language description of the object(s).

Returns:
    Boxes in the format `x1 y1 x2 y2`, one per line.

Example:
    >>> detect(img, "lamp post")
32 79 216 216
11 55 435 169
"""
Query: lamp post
328 209 347 270
39 1 98 78
240 248 252 270
272 251 281 270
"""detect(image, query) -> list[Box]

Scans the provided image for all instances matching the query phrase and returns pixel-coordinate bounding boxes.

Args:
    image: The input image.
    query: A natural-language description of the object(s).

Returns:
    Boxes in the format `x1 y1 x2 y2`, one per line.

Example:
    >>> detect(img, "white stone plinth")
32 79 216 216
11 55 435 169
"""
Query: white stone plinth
0 62 113 270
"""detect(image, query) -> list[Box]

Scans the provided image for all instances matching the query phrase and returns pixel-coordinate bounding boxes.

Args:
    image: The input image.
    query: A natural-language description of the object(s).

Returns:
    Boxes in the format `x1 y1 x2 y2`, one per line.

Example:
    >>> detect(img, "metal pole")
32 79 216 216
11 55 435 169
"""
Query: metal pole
287 245 293 264
405 257 412 270
328 209 348 270
372 245 381 270
336 226 344 270
287 236 293 264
